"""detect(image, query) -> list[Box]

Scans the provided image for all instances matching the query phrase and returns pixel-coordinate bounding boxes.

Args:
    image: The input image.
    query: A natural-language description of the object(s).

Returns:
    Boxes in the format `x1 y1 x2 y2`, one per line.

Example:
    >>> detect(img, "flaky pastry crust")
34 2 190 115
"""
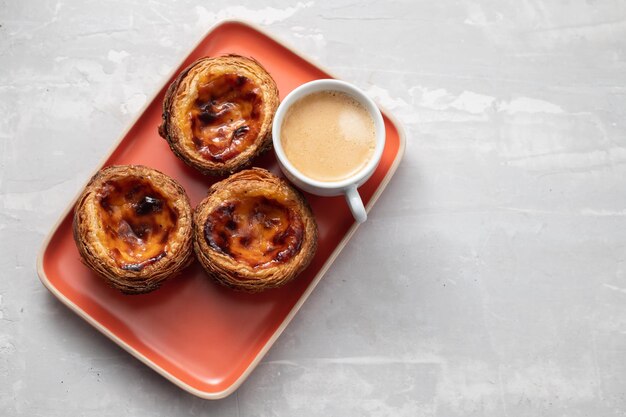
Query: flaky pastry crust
159 54 279 176
73 165 193 294
193 168 318 292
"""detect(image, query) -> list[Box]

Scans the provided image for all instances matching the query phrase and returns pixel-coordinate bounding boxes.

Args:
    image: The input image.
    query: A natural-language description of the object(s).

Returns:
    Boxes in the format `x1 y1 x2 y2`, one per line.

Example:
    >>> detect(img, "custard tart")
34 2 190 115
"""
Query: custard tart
73 165 193 294
194 168 318 292
159 55 280 176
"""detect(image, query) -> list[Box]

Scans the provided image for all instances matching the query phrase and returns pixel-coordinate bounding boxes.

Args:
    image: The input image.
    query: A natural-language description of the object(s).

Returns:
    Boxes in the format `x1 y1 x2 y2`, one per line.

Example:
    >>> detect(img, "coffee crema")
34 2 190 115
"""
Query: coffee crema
280 91 376 182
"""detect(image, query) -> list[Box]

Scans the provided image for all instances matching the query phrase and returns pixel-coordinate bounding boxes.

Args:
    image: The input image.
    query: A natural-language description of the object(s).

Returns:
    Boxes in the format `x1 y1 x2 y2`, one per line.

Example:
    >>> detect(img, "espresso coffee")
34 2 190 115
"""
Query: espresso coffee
280 91 376 182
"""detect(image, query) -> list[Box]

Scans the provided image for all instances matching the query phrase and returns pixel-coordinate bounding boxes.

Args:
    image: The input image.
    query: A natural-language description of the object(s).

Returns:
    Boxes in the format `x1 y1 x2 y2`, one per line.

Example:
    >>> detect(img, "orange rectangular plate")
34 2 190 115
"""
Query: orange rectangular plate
37 20 405 399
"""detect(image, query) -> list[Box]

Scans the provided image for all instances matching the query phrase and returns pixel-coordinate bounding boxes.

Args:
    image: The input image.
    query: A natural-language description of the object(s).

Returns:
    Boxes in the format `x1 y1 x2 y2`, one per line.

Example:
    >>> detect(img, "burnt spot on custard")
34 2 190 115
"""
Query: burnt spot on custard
96 178 178 271
189 73 264 162
204 196 304 268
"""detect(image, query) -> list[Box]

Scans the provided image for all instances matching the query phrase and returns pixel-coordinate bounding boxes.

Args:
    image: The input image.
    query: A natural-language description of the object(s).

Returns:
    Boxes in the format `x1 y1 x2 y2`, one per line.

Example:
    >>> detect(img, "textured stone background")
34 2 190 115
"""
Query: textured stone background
2 0 626 415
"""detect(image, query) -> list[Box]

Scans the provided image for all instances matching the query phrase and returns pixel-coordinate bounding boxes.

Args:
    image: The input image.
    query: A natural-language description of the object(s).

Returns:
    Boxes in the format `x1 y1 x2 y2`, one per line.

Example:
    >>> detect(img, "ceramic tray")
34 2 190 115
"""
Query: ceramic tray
37 20 405 399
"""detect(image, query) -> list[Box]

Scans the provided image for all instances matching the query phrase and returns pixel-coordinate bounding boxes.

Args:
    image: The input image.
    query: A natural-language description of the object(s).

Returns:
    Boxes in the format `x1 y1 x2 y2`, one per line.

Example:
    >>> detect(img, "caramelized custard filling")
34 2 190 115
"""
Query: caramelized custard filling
204 196 304 268
189 74 264 162
96 178 178 271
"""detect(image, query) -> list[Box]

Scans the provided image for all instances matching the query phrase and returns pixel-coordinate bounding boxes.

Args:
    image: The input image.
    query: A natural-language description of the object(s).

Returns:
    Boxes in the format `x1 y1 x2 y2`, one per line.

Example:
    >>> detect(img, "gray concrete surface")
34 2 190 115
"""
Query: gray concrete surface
2 0 626 415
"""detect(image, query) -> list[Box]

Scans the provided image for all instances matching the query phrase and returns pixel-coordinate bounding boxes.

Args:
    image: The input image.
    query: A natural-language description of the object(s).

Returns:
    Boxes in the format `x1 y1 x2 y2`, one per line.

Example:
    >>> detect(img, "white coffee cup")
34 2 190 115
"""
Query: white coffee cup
272 79 386 223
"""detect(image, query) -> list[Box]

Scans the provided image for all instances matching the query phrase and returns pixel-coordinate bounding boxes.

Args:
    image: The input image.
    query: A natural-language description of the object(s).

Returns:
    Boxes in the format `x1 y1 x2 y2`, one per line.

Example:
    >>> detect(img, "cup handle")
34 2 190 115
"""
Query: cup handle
345 186 367 223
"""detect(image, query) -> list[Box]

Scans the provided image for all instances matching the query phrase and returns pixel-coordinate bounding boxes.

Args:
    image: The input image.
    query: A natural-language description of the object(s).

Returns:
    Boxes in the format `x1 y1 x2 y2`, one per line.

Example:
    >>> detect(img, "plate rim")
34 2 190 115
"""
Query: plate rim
36 18 407 400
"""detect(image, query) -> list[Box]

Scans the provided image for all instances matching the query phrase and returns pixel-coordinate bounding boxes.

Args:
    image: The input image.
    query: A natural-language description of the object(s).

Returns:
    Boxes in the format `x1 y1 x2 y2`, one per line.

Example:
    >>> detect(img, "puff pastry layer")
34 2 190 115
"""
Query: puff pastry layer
73 165 193 294
194 168 318 292
159 55 279 176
